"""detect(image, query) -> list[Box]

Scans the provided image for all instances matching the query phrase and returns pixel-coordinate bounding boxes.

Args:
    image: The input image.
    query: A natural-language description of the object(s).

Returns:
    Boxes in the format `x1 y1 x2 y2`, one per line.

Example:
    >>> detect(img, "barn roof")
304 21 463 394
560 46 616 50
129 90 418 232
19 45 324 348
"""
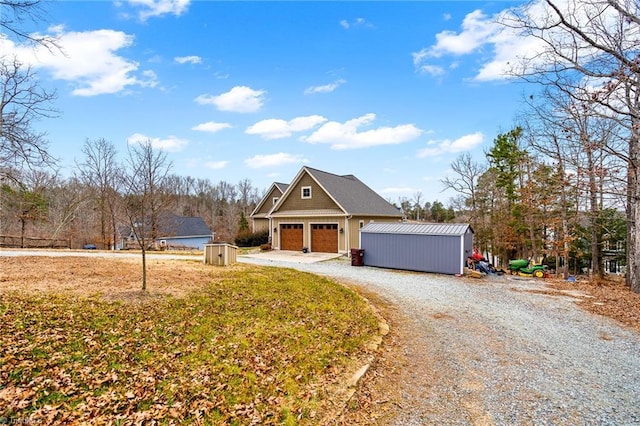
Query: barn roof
360 222 472 236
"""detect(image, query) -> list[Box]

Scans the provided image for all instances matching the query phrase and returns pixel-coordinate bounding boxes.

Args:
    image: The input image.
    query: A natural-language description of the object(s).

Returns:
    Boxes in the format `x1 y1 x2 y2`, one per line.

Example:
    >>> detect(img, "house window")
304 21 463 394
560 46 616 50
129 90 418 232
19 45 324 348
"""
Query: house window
301 186 312 199
273 197 279 205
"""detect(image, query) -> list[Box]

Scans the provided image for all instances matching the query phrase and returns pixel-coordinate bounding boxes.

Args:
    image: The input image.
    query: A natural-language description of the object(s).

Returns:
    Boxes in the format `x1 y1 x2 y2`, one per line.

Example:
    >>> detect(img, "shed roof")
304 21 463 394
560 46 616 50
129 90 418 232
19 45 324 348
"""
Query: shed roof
361 222 472 236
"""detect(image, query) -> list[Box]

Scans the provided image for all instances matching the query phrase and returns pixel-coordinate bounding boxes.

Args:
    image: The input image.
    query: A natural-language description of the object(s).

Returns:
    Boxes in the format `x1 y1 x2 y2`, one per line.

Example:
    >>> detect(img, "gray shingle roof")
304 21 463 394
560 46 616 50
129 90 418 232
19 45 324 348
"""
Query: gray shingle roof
250 182 290 218
360 222 472 236
159 214 212 237
274 182 289 193
304 167 402 217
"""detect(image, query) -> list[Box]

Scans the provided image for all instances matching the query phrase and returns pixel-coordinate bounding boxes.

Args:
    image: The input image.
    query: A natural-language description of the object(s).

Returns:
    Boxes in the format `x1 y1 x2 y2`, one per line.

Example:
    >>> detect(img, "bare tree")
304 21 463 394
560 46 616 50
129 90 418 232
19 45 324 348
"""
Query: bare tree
441 153 487 225
121 140 172 291
0 0 57 48
0 56 57 177
77 138 122 249
502 0 640 291
237 178 254 216
46 176 91 247
413 191 423 221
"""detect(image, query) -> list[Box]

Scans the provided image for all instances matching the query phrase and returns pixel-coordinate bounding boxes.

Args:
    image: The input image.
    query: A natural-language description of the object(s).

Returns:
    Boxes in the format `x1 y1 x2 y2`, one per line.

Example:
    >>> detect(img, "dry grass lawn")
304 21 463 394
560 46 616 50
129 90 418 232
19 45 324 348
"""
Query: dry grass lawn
0 255 381 424
0 256 219 300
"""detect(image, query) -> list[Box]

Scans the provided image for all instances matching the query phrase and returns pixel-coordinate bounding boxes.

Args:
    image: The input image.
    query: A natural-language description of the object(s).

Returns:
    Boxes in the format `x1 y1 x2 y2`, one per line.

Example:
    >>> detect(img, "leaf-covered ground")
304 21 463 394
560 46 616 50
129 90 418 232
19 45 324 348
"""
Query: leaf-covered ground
548 274 640 333
0 256 380 424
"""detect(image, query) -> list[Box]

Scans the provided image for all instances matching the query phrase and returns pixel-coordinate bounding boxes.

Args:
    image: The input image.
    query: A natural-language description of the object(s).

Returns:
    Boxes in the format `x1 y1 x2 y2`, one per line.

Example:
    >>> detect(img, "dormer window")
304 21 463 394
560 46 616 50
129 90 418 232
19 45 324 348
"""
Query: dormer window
273 197 279 205
301 186 312 199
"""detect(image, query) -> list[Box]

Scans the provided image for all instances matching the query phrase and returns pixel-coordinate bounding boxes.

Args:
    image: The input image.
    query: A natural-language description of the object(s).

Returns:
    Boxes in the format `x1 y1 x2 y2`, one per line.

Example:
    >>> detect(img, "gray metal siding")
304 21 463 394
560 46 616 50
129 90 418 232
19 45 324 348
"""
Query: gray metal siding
362 232 463 275
463 230 474 260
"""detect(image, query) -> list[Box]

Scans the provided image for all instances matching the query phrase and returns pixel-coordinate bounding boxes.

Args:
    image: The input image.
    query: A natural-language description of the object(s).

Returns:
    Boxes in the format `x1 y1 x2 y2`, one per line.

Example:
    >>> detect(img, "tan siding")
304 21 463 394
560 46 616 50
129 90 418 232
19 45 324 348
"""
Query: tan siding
277 173 339 212
255 187 282 215
252 218 270 233
348 216 401 249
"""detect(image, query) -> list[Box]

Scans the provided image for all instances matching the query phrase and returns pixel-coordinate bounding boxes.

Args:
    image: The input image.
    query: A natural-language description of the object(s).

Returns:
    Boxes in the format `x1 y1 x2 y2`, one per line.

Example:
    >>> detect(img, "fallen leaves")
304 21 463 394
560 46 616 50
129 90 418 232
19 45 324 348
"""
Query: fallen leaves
0 257 379 424
548 275 640 333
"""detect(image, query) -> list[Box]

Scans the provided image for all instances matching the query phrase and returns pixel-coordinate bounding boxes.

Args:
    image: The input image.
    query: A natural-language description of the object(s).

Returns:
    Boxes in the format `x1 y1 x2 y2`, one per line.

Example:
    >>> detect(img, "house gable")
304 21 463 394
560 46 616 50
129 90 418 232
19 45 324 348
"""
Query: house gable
267 167 402 254
252 183 287 217
274 171 343 214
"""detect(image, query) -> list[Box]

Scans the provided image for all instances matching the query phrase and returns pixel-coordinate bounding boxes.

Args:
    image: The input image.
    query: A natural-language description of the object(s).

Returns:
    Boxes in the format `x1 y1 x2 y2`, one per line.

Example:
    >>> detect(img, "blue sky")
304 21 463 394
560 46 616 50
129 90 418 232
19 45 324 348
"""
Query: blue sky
2 0 536 205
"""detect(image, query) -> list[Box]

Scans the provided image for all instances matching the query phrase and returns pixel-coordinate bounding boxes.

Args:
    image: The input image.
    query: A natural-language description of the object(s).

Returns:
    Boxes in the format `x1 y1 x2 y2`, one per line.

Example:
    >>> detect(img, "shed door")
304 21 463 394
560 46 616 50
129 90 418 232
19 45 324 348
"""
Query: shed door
311 224 338 253
280 224 303 251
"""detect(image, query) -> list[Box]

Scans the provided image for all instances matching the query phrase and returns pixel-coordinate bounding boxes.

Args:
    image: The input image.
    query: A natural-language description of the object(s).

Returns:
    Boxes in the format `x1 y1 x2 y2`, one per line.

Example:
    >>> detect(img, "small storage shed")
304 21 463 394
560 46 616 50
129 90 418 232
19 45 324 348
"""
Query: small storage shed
204 243 238 266
360 222 474 275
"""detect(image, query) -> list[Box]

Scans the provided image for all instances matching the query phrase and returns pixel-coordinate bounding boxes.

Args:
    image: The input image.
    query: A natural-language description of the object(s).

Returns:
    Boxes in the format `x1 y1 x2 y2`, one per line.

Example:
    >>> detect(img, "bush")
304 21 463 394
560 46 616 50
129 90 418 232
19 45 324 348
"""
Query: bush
235 229 269 247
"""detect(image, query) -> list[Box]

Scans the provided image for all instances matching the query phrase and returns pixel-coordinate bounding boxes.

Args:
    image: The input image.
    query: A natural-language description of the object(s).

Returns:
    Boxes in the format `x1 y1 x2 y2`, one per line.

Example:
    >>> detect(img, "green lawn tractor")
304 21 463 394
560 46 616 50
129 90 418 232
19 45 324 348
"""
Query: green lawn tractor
508 259 548 278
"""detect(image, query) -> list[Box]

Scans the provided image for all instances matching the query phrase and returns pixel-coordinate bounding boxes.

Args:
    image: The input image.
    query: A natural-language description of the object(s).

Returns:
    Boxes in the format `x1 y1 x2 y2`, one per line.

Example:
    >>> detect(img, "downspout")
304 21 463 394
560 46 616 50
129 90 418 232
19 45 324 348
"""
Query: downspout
345 215 352 253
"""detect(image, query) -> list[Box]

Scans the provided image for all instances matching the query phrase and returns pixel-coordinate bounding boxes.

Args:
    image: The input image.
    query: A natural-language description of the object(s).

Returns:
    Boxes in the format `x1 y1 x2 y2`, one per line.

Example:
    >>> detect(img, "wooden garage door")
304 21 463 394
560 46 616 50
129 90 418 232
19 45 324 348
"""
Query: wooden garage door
311 224 338 253
280 224 303 251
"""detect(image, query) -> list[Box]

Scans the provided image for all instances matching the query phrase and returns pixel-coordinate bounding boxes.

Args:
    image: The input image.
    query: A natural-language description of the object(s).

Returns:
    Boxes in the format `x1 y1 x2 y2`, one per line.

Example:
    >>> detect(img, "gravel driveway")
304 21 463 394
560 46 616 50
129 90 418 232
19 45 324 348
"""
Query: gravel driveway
239 255 640 425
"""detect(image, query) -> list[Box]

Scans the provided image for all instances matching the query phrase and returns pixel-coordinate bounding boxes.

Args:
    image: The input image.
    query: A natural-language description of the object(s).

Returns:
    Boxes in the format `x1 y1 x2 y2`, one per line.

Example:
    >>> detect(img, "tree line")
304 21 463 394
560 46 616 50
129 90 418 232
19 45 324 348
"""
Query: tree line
0 138 262 250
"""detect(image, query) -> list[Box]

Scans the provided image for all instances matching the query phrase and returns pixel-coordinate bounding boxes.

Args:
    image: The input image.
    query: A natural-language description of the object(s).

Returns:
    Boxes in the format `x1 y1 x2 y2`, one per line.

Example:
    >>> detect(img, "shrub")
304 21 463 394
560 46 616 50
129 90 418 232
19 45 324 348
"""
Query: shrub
235 229 269 247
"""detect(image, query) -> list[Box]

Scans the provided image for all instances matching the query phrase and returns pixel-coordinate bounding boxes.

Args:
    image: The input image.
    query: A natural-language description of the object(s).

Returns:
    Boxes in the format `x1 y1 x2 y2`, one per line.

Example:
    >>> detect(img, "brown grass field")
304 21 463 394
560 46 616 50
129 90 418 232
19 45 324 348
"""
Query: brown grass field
0 255 382 424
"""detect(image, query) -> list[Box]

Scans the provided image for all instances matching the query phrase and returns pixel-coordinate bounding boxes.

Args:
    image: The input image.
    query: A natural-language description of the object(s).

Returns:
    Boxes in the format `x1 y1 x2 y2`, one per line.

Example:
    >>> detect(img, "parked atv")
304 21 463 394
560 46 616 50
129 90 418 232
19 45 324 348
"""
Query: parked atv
508 259 547 278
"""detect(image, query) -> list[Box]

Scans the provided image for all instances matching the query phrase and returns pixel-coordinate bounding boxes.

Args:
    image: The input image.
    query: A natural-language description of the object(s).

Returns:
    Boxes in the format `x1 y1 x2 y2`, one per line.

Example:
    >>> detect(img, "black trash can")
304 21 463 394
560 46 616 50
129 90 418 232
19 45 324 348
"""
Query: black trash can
350 248 365 266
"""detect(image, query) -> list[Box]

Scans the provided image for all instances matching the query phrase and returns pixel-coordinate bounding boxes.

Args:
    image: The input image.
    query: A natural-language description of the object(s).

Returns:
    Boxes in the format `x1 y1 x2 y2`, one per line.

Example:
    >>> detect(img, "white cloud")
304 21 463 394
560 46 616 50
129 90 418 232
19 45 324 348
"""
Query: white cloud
214 71 230 79
127 133 188 152
417 132 484 158
175 55 201 64
302 113 422 150
412 0 619 82
244 153 309 169
417 65 445 77
433 10 498 57
304 79 346 95
195 86 266 113
340 17 373 29
204 160 228 170
5 27 156 96
124 0 190 21
245 115 327 139
192 121 232 133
